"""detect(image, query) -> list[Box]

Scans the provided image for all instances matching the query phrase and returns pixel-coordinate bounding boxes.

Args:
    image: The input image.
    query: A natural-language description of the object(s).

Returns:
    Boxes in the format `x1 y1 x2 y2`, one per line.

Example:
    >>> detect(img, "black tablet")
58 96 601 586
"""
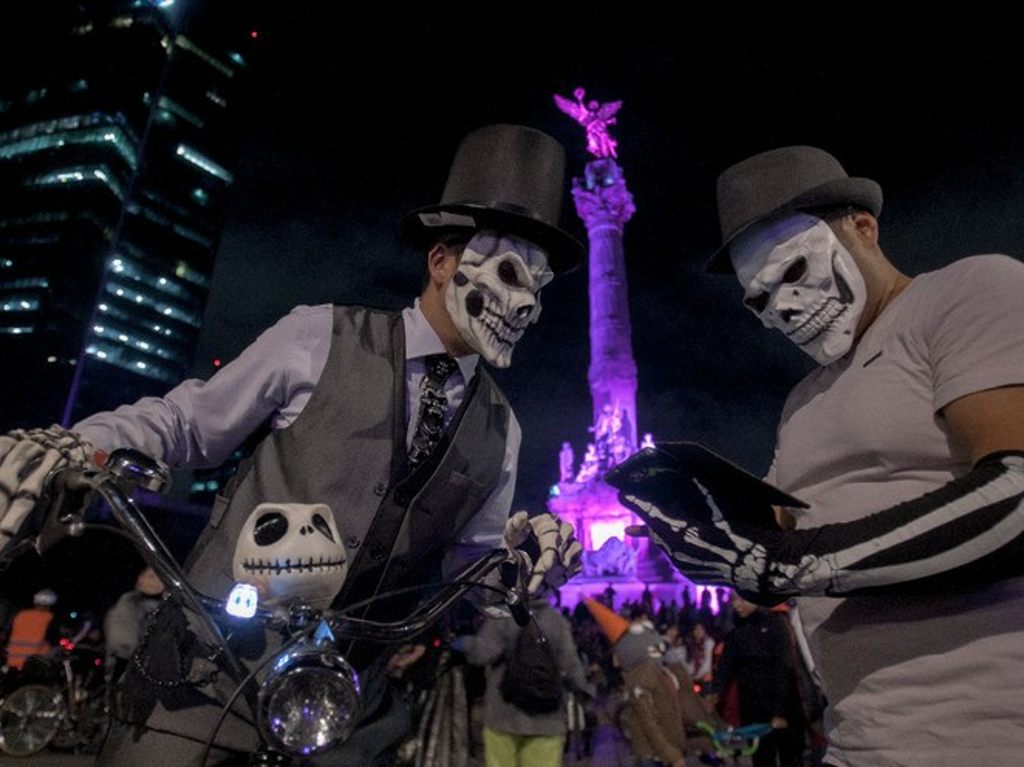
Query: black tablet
604 442 807 530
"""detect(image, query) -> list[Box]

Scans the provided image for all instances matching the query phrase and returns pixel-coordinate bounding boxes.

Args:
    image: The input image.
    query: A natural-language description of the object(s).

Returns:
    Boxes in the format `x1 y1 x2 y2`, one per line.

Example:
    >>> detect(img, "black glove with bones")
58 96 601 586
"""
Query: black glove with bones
0 425 95 553
503 510 584 595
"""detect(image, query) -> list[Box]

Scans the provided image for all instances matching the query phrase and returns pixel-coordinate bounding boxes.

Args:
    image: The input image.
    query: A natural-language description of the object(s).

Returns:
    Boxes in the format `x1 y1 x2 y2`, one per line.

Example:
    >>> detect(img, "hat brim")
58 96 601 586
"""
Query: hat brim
399 202 583 275
705 176 882 275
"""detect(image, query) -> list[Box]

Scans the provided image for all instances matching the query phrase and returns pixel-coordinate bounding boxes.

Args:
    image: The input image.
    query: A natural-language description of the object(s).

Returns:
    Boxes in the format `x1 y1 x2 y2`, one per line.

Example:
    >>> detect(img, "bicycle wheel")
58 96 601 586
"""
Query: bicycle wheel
0 684 64 756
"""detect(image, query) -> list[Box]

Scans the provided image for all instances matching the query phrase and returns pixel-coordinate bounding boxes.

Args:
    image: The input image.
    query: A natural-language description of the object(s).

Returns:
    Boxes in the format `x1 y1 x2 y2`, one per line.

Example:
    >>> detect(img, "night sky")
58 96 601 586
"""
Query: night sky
191 3 1024 512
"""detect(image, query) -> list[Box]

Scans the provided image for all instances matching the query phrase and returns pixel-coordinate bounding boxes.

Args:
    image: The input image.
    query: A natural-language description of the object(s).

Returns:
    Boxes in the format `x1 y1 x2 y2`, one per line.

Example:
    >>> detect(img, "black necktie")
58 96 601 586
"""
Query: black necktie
408 353 459 468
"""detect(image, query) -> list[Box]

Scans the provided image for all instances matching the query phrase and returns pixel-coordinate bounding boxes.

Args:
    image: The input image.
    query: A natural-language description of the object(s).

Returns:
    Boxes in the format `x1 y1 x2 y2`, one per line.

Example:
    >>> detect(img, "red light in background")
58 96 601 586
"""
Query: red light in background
213 358 222 368
250 30 258 40
432 638 442 648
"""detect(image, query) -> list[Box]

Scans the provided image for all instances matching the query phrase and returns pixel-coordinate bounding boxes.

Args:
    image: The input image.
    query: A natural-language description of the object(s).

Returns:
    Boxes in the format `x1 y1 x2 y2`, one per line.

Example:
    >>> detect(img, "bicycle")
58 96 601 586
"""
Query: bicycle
0 448 535 765
694 720 774 766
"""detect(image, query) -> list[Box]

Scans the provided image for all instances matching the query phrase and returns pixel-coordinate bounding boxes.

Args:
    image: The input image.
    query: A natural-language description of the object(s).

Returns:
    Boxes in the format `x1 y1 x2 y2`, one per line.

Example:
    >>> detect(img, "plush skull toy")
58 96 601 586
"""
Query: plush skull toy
445 230 553 368
232 502 348 609
731 212 867 365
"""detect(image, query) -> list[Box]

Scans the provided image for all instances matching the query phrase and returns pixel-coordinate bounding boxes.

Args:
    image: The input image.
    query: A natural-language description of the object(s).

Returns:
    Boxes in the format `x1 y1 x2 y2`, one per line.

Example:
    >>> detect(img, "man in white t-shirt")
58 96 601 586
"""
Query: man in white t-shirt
623 146 1024 766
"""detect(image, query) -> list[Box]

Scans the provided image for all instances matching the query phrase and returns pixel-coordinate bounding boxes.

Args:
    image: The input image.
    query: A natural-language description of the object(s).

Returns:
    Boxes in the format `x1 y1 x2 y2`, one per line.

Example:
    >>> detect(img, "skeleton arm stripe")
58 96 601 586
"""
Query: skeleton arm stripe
767 452 1024 595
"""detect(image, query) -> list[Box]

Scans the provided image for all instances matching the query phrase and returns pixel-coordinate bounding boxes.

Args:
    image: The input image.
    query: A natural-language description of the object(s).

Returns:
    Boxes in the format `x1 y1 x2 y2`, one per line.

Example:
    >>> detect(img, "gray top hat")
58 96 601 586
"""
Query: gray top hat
706 145 883 274
399 124 584 274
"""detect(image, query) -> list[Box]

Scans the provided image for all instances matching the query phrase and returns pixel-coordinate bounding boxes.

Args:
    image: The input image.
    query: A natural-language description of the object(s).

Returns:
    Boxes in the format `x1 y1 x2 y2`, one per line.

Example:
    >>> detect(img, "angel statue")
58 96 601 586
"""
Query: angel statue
553 87 623 159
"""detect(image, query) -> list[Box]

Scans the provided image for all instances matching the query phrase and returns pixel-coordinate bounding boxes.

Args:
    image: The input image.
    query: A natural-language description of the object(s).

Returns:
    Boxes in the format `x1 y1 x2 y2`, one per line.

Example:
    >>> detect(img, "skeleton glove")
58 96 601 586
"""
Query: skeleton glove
503 510 584 595
619 491 807 603
622 452 1024 601
0 426 95 553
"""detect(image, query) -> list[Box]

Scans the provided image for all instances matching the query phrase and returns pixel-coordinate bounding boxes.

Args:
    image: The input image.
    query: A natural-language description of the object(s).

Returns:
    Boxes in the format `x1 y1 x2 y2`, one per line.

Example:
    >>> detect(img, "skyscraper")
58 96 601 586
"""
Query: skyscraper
0 0 252 427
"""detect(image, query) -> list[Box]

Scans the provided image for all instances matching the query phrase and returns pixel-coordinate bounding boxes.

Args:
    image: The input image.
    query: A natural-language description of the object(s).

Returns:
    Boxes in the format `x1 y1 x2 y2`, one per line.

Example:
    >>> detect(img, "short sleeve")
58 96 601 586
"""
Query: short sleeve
921 255 1024 412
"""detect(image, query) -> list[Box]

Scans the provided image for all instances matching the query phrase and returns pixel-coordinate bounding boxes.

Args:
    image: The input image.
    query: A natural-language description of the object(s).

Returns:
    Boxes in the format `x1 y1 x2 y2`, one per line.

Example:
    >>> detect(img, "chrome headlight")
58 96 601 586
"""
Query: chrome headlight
257 640 361 757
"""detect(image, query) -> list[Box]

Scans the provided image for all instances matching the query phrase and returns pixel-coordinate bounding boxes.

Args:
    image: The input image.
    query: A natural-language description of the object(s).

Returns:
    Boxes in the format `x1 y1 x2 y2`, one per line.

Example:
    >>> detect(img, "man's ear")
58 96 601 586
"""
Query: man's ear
426 243 457 287
847 210 879 247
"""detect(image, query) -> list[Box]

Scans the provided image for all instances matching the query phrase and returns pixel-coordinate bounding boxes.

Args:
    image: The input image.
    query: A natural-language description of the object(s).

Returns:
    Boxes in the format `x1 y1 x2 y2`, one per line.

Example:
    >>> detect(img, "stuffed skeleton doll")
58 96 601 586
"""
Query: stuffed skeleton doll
0 426 95 552
232 502 348 609
444 230 553 368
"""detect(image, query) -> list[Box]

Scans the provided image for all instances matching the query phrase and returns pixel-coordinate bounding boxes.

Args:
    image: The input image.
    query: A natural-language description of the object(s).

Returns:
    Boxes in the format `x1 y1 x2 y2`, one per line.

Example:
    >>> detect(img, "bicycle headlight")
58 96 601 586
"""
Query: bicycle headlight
257 639 361 756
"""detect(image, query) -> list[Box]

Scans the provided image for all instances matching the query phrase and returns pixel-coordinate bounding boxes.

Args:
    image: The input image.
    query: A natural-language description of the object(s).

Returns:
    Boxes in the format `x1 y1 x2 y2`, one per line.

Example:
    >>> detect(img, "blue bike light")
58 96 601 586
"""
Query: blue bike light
258 636 361 756
226 583 259 619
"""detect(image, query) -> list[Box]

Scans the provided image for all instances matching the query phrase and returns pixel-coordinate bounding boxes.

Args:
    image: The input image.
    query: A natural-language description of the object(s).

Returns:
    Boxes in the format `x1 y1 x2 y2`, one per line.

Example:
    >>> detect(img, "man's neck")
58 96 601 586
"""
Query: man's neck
419 289 474 358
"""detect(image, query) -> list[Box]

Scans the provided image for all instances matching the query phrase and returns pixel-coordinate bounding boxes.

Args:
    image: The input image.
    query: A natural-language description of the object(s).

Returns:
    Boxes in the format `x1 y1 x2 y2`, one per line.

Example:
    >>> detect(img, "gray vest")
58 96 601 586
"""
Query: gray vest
185 305 511 613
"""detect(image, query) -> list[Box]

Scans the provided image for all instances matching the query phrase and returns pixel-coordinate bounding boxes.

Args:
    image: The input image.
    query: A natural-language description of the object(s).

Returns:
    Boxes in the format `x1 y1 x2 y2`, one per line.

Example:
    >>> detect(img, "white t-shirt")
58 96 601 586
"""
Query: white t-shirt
773 255 1024 767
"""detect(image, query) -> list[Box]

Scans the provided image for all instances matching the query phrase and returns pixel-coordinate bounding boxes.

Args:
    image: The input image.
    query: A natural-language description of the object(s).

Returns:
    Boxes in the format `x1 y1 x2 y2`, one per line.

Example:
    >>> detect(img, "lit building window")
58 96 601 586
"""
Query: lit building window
0 125 139 171
157 96 204 128
175 144 233 183
205 90 227 108
0 326 33 335
176 36 234 78
30 164 125 199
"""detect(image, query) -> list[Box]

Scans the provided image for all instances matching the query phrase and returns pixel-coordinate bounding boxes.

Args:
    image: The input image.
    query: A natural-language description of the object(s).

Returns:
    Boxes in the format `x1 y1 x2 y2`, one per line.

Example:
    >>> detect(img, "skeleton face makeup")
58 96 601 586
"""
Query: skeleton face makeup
444 231 553 368
232 502 348 609
730 213 867 365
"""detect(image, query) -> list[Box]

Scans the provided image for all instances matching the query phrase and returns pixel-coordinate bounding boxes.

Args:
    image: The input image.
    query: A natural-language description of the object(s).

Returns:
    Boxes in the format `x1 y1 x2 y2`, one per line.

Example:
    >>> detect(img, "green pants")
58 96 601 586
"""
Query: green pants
483 726 565 767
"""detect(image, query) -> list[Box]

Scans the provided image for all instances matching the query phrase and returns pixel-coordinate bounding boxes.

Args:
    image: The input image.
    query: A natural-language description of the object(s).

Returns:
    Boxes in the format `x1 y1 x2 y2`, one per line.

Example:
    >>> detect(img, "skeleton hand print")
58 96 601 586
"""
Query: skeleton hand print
622 453 1024 601
620 492 777 594
504 510 583 594
0 426 94 552
445 231 553 368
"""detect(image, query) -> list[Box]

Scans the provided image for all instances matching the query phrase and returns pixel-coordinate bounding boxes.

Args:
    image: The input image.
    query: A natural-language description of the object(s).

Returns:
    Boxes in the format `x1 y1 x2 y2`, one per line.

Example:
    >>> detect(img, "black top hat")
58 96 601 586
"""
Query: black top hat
399 124 583 274
706 145 883 274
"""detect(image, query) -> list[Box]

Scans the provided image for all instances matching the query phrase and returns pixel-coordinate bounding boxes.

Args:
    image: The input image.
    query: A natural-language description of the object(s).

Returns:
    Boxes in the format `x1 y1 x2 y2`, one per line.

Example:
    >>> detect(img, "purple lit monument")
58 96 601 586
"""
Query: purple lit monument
549 89 705 611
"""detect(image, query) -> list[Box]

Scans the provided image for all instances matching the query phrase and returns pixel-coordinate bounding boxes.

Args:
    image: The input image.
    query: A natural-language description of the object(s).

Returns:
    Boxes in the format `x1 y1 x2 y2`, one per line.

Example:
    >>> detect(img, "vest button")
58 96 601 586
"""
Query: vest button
371 544 386 562
346 536 361 549
373 482 387 496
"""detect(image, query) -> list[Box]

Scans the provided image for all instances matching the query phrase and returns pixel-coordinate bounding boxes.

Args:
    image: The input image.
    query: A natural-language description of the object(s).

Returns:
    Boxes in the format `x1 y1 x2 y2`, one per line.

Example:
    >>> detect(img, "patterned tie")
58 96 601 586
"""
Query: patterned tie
408 353 459 468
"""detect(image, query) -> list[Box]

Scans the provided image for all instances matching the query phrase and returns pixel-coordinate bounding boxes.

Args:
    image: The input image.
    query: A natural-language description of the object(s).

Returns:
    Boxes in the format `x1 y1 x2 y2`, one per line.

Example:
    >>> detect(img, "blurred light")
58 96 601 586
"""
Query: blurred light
46 356 57 363
250 30 258 40
226 583 258 618
213 357 221 367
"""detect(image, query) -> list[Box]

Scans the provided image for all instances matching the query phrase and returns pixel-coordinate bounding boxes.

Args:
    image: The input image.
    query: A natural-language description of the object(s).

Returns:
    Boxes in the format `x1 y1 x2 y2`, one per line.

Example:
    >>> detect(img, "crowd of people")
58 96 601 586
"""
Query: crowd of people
378 585 825 767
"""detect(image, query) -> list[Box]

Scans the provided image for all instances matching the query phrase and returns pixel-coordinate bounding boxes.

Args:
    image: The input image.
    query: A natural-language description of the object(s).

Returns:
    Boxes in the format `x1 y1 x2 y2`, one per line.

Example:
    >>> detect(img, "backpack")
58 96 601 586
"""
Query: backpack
499 620 563 713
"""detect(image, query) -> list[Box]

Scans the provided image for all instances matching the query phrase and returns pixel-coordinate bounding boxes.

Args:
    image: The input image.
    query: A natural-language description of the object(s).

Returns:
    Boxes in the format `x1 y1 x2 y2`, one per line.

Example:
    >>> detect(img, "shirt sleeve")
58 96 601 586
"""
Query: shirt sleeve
922 255 1024 411
73 305 332 468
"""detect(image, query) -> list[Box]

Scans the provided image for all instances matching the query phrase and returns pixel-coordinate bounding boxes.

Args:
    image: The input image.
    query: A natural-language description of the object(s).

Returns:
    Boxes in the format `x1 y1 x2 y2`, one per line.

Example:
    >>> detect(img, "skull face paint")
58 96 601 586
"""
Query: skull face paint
445 231 553 368
232 502 348 609
730 213 867 365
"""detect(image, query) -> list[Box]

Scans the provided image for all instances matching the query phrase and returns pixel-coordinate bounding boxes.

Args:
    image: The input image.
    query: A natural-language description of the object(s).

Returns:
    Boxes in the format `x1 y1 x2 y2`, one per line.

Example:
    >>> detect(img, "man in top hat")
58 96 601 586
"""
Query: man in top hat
0 124 585 765
622 146 1024 765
